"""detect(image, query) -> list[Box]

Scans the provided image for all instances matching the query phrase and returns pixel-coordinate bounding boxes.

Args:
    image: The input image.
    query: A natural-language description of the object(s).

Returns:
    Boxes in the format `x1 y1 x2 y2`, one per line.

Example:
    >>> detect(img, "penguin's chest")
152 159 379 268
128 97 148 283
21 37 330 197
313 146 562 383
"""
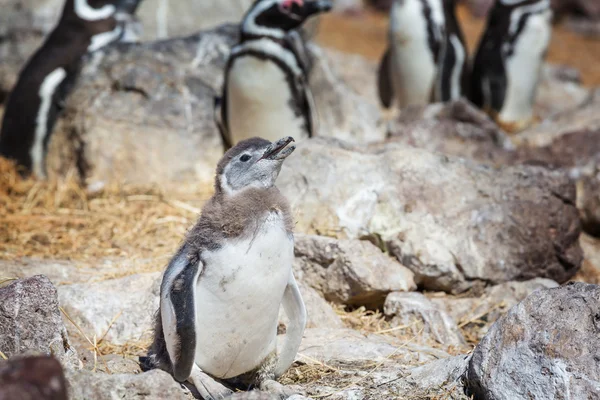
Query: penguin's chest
226 55 307 144
194 213 294 379
389 0 442 106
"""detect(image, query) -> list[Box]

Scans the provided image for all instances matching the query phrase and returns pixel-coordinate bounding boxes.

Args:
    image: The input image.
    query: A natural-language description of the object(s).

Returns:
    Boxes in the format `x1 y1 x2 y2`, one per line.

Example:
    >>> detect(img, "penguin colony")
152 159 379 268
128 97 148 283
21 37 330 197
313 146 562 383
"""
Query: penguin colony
378 0 552 131
0 0 555 398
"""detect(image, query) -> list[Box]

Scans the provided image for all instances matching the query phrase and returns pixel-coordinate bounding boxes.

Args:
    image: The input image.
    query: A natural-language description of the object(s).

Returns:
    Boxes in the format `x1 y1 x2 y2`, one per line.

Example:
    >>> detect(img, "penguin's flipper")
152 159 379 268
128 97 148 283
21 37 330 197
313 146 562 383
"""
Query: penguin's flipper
286 30 312 75
214 96 232 150
160 246 203 382
377 48 394 108
304 83 319 137
274 273 307 378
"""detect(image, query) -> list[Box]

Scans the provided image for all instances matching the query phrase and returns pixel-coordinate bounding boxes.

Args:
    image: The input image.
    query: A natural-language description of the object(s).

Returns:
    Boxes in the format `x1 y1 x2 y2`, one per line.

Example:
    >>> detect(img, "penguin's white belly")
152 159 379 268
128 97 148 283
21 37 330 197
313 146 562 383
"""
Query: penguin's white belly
389 0 440 107
227 56 306 145
499 11 551 126
194 213 294 379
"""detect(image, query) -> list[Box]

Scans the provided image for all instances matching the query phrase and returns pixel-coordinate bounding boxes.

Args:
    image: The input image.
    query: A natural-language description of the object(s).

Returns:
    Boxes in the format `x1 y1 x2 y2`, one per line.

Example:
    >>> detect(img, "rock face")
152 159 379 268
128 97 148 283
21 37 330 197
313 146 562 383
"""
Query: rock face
0 356 68 400
467 282 600 400
0 276 79 368
293 234 416 307
57 273 161 345
65 369 189 400
384 292 465 348
279 138 582 293
48 25 381 187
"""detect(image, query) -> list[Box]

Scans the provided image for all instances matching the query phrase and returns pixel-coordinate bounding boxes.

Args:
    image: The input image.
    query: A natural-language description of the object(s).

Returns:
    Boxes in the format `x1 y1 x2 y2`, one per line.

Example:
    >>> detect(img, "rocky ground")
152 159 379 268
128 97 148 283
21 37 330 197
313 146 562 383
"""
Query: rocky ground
2 1 600 400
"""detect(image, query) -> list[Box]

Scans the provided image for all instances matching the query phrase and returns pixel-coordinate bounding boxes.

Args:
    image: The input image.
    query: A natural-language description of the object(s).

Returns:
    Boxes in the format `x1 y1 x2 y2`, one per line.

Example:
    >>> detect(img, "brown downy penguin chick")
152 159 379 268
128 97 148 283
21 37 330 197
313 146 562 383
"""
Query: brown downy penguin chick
148 136 307 400
0 0 143 178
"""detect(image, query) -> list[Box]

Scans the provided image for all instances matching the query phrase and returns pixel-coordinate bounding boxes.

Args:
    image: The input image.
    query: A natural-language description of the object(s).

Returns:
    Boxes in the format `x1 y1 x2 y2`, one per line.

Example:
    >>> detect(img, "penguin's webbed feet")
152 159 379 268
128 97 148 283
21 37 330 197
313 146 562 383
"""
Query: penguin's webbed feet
188 365 233 400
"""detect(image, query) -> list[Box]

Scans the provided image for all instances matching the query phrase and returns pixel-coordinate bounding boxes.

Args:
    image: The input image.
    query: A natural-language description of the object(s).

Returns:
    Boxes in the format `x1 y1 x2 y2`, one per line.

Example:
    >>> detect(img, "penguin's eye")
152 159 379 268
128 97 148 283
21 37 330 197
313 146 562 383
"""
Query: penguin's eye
240 154 251 162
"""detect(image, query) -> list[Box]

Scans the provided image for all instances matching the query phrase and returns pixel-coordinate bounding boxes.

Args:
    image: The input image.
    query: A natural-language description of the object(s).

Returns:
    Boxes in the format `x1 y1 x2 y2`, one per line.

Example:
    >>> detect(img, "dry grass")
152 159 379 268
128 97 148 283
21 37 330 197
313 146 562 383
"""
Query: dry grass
0 158 213 276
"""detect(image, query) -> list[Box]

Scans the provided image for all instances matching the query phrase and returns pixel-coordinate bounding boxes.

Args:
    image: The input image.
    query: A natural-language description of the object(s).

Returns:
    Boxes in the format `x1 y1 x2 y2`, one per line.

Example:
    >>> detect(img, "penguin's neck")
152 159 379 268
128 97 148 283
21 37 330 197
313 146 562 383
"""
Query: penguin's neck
240 28 289 46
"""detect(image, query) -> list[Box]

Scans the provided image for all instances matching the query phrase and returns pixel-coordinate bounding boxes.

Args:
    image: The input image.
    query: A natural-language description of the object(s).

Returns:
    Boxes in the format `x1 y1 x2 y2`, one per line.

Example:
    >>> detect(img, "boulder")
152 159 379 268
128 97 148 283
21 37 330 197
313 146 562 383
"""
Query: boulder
0 355 68 400
385 99 513 164
279 138 582 293
294 234 416 307
296 328 449 366
49 25 380 187
467 282 600 400
65 369 189 400
57 272 160 345
431 278 559 341
383 292 466 349
575 234 600 284
0 276 79 369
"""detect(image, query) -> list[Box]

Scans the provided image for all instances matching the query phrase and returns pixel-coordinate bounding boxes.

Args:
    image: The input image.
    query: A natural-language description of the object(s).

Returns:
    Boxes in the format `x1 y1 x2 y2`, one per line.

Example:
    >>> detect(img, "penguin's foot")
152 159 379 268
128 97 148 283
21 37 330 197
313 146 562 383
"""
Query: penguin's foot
258 379 306 399
188 365 233 400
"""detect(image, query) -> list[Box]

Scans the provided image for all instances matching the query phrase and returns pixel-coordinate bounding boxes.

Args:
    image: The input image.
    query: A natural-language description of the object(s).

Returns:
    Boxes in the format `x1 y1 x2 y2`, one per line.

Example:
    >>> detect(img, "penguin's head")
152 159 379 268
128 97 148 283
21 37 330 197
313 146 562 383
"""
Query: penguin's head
242 0 332 37
216 136 296 195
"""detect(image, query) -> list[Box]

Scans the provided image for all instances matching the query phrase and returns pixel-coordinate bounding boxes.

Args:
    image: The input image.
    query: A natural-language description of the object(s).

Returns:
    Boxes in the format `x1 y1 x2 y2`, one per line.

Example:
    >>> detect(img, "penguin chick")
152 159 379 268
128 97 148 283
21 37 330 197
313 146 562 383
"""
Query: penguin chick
215 0 332 150
470 0 552 133
0 0 143 178
377 0 469 109
148 136 307 400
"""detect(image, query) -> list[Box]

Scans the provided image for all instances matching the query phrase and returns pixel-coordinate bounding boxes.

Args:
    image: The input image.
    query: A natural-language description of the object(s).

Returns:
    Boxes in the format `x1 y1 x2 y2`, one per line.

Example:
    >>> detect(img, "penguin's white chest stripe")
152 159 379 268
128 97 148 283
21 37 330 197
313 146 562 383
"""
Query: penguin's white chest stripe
194 212 294 379
32 67 66 178
227 54 306 143
389 0 442 106
74 0 115 21
500 10 551 124
88 26 123 52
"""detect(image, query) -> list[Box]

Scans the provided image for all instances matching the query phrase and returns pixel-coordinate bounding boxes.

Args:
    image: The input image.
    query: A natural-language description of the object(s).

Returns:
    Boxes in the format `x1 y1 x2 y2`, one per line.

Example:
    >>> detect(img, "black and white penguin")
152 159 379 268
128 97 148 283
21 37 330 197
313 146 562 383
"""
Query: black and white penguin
0 0 143 178
470 0 552 132
377 0 469 108
148 136 306 399
215 0 332 150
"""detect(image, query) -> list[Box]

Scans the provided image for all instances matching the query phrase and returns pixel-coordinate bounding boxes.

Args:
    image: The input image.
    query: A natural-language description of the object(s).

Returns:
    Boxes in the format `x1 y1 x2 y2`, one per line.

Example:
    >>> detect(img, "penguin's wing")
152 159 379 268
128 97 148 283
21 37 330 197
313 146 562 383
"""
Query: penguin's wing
274 273 307 378
214 95 232 150
160 245 204 382
303 82 319 137
377 48 394 108
286 30 312 76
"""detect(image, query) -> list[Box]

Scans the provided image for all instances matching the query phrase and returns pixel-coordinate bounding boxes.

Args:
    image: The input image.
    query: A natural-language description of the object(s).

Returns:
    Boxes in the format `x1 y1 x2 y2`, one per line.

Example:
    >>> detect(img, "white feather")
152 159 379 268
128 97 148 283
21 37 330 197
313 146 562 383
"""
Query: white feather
88 26 123 52
388 0 444 107
193 211 294 379
499 7 552 126
242 0 286 39
31 68 66 179
449 35 464 101
74 0 115 21
226 39 307 144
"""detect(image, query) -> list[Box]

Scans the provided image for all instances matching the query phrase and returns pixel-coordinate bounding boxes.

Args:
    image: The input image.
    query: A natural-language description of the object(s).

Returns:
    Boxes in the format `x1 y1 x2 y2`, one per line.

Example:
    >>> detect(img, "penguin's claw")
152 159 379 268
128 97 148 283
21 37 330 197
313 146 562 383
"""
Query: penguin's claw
259 379 306 399
188 368 233 400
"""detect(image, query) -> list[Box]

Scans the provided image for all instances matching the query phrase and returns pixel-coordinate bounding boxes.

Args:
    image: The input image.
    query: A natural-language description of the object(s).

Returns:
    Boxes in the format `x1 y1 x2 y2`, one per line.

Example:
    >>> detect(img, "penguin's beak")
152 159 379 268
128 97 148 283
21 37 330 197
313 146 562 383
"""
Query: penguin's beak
260 137 296 161
301 0 333 17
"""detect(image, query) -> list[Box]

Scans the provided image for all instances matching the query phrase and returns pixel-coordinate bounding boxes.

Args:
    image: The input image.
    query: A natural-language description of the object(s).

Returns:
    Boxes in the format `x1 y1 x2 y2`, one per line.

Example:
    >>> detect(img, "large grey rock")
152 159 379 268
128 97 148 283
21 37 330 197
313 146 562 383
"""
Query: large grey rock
431 278 559 341
294 234 415 307
279 138 582 293
0 276 79 369
57 272 160 344
297 328 449 366
65 369 189 400
49 25 380 187
0 355 68 400
384 292 466 349
385 99 513 164
467 282 600 400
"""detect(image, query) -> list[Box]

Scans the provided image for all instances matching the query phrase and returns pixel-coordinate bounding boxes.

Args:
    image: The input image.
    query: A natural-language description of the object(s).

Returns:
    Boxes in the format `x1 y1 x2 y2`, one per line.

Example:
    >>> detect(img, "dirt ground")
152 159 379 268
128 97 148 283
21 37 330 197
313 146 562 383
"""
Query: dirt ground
316 5 600 87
